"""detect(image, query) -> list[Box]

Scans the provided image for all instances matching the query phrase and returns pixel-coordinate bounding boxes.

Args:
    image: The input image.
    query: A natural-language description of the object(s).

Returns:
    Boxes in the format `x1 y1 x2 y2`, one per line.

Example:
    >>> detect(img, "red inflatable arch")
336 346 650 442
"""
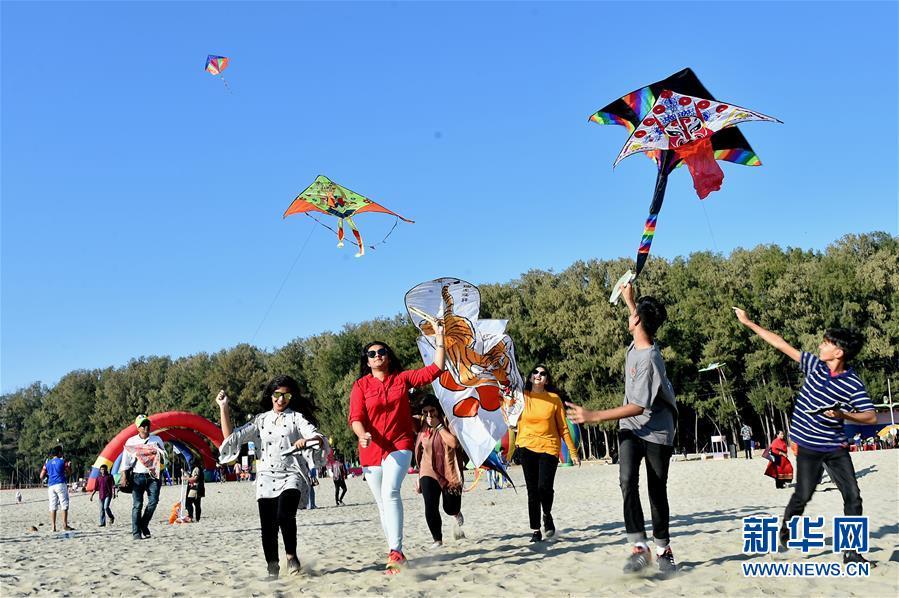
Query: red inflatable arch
157 428 218 469
86 411 223 491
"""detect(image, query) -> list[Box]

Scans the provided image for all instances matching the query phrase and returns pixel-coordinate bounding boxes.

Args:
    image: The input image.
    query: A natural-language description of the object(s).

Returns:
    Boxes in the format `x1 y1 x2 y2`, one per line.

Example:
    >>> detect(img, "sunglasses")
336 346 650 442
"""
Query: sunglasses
532 370 547 377
367 348 388 358
272 391 292 401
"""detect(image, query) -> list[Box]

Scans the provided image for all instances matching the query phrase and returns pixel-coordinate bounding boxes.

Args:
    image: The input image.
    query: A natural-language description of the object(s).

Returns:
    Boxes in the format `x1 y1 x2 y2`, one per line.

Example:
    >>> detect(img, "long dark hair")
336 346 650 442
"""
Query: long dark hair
524 363 557 393
358 341 404 379
418 394 446 419
260 374 318 426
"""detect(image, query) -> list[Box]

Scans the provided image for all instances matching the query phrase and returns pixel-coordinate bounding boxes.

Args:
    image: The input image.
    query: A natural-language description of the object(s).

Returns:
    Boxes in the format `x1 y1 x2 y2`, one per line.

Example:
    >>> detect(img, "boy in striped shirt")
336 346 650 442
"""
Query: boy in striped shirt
733 308 876 565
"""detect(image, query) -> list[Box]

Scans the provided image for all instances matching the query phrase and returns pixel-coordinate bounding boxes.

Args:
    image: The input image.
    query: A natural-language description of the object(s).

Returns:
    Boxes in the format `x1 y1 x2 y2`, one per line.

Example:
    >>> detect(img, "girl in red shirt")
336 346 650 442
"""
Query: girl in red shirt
349 329 445 573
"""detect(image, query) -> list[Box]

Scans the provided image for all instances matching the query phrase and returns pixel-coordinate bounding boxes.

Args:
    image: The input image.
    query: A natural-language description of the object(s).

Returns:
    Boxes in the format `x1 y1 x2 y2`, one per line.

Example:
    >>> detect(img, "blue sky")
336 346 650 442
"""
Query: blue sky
2 1 897 393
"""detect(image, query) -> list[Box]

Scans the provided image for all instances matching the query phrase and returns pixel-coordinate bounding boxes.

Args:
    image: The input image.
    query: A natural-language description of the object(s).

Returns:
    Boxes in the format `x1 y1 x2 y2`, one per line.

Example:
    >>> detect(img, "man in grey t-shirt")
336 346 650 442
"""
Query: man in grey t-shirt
620 343 676 445
566 283 677 575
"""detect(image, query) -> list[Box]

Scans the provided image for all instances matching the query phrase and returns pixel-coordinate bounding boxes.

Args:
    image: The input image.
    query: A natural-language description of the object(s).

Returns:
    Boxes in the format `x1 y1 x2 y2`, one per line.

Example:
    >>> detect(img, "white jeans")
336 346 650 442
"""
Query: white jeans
363 450 411 552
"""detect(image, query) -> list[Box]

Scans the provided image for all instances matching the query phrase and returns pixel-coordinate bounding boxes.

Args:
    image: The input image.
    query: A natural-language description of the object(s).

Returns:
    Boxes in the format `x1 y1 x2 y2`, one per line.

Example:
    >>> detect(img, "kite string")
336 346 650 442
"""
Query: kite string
250 224 316 344
303 213 400 251
699 201 720 253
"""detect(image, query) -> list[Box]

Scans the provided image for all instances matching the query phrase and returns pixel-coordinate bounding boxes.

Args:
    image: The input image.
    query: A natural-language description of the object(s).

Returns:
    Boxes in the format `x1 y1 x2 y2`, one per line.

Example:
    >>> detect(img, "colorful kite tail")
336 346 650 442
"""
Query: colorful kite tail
337 219 345 248
345 217 364 257
635 214 657 276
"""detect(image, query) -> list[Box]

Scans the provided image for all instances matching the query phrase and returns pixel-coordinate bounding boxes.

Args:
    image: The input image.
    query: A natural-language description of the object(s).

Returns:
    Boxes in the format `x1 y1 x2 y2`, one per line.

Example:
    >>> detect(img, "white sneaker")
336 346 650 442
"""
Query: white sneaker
429 540 443 549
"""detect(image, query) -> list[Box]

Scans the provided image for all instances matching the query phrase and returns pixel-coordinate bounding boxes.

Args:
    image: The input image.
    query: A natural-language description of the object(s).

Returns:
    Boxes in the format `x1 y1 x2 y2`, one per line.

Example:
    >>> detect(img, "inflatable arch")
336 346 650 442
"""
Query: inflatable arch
86 411 223 491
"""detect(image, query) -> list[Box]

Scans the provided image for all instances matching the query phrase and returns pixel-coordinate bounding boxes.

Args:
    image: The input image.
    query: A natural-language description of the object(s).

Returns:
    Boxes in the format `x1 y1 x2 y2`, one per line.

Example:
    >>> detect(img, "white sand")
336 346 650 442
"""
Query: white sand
1 450 896 596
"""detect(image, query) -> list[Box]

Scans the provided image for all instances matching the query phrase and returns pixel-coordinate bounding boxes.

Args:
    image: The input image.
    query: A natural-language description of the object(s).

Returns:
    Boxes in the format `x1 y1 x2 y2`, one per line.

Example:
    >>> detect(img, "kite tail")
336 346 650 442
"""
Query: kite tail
337 219 345 248
219 75 232 94
634 151 673 277
635 214 657 276
345 217 364 257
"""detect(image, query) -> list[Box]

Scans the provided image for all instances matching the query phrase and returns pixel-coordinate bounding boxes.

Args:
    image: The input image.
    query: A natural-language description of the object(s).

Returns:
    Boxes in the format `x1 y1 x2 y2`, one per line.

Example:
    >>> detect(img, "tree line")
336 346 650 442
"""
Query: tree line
1 232 896 484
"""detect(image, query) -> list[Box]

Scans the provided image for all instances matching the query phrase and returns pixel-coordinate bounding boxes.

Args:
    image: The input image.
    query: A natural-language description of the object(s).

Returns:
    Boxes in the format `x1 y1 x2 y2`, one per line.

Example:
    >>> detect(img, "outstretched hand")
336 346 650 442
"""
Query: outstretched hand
565 402 592 424
732 307 752 326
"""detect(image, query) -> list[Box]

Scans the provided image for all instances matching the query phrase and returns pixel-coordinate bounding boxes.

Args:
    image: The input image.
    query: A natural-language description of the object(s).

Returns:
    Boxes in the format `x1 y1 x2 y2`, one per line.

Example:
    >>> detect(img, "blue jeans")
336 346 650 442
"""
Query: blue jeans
131 473 161 538
99 496 114 525
307 468 317 509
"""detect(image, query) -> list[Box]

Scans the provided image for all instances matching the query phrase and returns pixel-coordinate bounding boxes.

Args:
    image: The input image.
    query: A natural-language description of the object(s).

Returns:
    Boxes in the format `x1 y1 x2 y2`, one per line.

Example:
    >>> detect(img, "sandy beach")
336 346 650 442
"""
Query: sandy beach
1 450 896 597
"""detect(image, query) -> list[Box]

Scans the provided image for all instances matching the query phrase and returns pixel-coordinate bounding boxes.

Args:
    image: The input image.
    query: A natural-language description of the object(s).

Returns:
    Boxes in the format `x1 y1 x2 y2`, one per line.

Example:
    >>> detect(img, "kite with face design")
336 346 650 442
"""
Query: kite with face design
590 68 781 278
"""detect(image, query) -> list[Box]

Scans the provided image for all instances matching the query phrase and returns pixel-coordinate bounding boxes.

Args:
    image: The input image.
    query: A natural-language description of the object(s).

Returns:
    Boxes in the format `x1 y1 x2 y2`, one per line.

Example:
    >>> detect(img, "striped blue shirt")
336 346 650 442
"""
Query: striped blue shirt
790 352 874 452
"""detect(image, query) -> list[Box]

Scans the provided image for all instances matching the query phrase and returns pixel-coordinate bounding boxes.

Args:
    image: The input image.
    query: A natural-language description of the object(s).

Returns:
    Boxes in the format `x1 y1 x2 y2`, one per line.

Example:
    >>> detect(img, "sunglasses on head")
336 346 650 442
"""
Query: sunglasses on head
272 391 292 401
367 348 388 358
532 369 547 376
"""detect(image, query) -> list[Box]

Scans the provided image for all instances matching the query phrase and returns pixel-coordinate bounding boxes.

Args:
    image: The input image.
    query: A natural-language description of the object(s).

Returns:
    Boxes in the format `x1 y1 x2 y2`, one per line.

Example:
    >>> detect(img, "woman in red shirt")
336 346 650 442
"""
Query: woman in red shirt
349 329 445 574
764 430 794 489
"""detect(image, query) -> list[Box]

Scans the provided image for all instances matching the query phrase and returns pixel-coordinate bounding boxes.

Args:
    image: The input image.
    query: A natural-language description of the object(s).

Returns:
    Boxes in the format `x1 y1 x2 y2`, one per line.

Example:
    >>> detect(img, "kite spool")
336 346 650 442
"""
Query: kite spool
609 270 636 304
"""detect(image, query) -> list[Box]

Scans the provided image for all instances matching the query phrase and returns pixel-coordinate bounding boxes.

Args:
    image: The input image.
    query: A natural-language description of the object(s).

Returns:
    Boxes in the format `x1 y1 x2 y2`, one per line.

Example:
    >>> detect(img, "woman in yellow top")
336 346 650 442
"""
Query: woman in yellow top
515 364 579 542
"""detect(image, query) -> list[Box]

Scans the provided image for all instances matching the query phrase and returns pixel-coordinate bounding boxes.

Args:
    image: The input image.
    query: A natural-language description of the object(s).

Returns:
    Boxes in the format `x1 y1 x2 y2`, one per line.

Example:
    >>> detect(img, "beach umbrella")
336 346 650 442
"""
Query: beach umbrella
876 424 899 439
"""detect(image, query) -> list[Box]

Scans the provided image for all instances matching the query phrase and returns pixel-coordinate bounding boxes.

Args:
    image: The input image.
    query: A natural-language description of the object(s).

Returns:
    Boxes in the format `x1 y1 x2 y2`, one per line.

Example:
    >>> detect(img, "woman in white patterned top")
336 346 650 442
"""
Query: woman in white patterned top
216 375 324 579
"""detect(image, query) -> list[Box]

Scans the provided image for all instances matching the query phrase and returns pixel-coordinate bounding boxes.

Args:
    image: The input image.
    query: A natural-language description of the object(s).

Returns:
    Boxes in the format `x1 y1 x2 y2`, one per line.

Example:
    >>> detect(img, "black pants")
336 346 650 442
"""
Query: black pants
257 489 301 564
783 446 862 526
334 479 347 504
518 447 559 530
419 476 461 541
186 496 202 521
743 439 753 459
619 430 674 545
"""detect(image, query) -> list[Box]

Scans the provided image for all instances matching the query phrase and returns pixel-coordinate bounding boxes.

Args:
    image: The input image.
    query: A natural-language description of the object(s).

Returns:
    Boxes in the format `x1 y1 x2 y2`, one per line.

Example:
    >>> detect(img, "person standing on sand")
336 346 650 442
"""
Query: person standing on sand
89 464 116 526
40 445 74 532
119 414 166 540
764 431 793 489
515 364 579 543
330 454 348 506
348 332 445 575
740 423 753 459
414 395 465 549
216 375 325 580
567 283 677 574
733 310 876 566
185 461 204 521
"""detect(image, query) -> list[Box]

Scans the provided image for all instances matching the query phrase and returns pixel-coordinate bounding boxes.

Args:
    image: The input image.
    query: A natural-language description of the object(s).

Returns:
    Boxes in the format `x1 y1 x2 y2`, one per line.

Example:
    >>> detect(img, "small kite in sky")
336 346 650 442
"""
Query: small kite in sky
283 175 413 257
589 67 781 297
205 55 230 90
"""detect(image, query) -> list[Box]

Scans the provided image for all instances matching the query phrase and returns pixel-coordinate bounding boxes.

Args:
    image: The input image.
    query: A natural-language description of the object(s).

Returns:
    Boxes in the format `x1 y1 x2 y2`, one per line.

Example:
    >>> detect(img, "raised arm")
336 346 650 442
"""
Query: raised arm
732 308 801 363
433 321 446 370
216 390 233 438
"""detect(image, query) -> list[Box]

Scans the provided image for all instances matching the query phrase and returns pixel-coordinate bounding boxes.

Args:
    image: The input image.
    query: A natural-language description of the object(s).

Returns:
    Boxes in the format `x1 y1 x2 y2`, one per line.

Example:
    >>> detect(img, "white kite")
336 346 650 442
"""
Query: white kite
405 278 524 467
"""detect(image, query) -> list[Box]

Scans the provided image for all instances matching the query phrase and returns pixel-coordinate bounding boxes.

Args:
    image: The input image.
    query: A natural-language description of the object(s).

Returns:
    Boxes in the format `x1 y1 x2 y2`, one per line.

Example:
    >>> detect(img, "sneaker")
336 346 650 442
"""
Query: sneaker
428 540 443 549
779 526 790 551
109 514 115 525
657 546 676 574
386 550 406 575
842 551 876 567
529 530 542 543
266 562 280 580
99 523 106 527
286 556 301 575
543 514 555 538
454 512 464 527
141 531 151 540
623 544 651 573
